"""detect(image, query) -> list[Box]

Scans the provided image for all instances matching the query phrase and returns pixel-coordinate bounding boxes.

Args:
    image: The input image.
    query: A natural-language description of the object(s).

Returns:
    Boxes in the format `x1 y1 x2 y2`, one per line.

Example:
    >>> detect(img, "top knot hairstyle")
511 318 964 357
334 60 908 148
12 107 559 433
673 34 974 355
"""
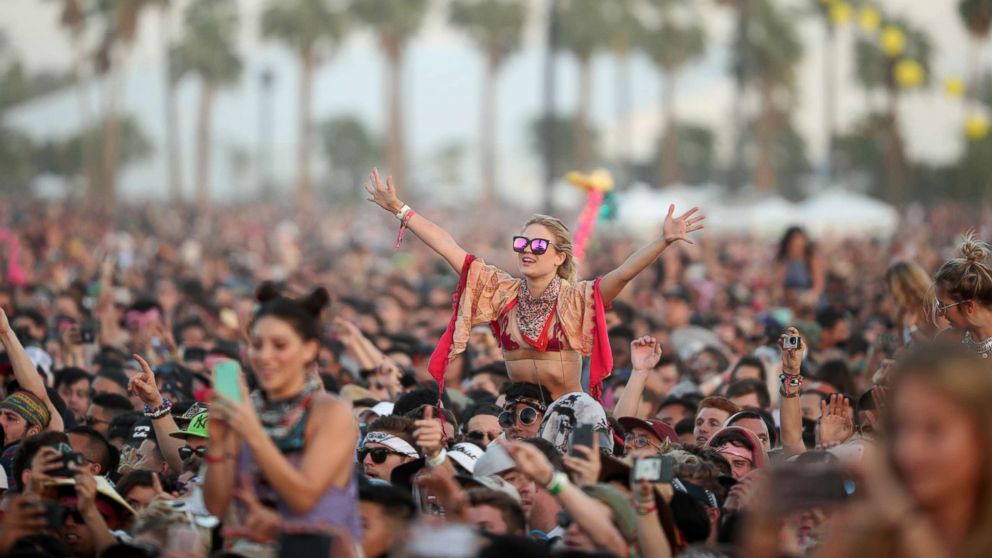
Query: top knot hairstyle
932 233 992 310
252 281 331 342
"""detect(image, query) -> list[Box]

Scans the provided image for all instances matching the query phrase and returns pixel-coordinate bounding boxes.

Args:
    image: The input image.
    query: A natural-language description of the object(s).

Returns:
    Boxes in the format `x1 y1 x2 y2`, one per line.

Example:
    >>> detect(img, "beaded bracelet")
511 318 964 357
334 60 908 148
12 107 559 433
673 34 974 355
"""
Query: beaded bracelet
143 397 172 418
779 374 804 398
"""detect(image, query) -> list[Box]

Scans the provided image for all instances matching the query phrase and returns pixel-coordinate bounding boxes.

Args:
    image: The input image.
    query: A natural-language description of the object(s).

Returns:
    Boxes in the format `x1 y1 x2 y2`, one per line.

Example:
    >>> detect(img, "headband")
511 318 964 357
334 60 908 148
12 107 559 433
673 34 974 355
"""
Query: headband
0 390 51 427
717 443 754 464
363 431 419 457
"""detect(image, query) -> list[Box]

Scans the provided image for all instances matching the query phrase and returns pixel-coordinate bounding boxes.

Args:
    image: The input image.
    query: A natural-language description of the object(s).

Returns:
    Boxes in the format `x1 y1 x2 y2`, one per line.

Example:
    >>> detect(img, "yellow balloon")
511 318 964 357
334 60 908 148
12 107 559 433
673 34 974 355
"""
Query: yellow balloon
895 59 925 89
858 6 881 32
881 26 905 58
945 77 965 99
965 114 989 141
830 1 852 26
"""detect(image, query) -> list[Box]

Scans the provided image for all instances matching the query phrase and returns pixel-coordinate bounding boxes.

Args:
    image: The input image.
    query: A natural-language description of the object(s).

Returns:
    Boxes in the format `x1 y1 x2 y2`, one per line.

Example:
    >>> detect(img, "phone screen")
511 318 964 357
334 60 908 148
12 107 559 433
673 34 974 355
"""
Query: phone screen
570 423 595 456
277 533 333 558
212 360 242 402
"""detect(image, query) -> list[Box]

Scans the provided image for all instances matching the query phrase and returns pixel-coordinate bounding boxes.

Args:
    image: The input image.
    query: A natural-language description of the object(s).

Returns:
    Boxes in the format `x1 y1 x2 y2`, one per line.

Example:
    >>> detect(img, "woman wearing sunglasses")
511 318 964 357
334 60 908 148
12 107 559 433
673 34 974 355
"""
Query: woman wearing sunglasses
931 234 992 359
365 167 704 401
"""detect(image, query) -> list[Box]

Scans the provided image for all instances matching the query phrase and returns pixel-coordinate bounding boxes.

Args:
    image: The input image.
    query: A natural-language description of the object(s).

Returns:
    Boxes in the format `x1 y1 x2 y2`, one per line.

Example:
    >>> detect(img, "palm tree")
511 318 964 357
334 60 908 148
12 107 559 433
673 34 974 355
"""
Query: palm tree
352 0 429 192
959 0 992 94
602 0 642 186
737 0 803 191
172 0 242 210
639 0 706 187
449 0 527 203
558 0 609 170
262 0 348 213
156 0 183 202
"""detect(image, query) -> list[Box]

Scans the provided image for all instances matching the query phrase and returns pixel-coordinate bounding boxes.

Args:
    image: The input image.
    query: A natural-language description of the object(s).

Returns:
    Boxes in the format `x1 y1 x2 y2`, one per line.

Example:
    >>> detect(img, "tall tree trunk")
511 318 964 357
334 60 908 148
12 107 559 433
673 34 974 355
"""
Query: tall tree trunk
884 86 907 205
383 34 407 191
195 79 216 212
480 47 499 205
575 56 593 170
823 25 837 185
100 47 127 209
615 50 632 188
660 70 682 187
69 27 97 199
754 80 777 192
159 5 183 202
296 44 315 213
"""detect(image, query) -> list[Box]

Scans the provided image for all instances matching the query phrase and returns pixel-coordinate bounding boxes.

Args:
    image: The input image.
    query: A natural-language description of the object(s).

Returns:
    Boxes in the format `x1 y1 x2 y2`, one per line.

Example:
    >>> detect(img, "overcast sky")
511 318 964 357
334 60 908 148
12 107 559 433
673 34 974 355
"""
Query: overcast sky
0 0 978 201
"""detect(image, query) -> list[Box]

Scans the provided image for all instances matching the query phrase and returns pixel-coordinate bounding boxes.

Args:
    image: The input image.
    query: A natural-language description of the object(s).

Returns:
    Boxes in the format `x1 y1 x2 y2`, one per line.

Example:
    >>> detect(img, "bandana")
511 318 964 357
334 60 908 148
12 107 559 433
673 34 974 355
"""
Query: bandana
363 431 419 457
717 443 754 464
516 275 561 346
251 375 321 452
0 390 50 427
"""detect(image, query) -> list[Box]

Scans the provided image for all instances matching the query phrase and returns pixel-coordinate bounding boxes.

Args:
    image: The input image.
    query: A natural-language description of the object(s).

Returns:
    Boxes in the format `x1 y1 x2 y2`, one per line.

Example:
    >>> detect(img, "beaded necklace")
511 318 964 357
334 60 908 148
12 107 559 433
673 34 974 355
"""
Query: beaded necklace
963 331 992 359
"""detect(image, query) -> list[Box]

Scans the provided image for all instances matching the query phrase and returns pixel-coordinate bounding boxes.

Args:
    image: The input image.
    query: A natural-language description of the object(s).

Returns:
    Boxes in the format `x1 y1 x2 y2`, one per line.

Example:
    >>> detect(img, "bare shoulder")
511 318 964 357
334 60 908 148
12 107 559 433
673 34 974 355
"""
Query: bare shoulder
310 391 353 418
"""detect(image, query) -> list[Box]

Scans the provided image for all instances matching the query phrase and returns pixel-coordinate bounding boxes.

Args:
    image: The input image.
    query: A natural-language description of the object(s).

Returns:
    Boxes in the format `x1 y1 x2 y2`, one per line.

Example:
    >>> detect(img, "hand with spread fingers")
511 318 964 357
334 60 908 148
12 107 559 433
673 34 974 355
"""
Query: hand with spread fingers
364 167 404 214
630 336 662 372
504 440 555 486
662 204 706 245
818 393 855 444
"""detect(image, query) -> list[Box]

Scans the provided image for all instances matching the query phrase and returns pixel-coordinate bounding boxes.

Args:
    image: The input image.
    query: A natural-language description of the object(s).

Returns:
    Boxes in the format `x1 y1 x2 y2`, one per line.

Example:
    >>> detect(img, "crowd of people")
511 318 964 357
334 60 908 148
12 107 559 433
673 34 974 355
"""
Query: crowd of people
0 172 989 558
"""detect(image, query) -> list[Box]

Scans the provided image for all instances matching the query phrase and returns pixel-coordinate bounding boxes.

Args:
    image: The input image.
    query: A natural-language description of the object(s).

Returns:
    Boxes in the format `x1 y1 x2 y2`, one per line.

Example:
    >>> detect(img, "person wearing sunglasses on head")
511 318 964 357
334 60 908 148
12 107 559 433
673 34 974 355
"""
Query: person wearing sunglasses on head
931 234 992 359
365 167 705 401
359 415 420 482
499 383 550 441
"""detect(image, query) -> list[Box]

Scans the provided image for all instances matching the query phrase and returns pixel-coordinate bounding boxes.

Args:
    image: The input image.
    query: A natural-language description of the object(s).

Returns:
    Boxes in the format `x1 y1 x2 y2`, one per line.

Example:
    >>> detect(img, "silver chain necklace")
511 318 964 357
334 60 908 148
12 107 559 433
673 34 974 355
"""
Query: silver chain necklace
963 331 992 359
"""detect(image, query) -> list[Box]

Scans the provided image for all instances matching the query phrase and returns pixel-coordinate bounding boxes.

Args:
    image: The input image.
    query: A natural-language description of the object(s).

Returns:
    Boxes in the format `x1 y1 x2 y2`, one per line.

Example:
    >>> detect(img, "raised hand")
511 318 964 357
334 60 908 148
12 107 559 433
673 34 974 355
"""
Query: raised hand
0 308 10 338
630 336 662 371
562 434 601 487
662 204 705 245
130 354 164 407
413 406 444 460
27 447 63 496
779 326 806 375
818 394 854 444
363 167 403 214
504 440 555 486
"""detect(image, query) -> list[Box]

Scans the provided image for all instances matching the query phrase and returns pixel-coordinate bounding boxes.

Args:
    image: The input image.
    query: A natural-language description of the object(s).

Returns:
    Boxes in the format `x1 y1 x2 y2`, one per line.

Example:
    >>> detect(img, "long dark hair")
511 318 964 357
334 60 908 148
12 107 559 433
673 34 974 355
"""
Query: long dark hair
776 226 813 263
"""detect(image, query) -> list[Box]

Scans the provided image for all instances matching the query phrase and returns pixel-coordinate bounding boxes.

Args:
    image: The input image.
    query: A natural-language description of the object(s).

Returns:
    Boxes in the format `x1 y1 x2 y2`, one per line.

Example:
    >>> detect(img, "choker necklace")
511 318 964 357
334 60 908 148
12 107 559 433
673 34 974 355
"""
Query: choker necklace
963 331 992 359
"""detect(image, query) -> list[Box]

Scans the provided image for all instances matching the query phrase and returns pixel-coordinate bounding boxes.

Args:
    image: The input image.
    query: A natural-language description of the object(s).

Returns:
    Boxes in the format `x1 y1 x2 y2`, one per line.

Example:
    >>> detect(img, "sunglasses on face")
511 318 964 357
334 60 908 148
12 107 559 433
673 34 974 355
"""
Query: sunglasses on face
512 236 554 256
624 434 660 451
178 446 207 460
936 299 967 317
498 405 541 429
466 430 499 444
358 447 406 465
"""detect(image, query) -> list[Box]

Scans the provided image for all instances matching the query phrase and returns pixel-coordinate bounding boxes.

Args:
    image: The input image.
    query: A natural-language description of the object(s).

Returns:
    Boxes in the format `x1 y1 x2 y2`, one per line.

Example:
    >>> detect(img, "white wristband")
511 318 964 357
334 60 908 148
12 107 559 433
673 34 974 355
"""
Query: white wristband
395 204 411 221
426 448 447 468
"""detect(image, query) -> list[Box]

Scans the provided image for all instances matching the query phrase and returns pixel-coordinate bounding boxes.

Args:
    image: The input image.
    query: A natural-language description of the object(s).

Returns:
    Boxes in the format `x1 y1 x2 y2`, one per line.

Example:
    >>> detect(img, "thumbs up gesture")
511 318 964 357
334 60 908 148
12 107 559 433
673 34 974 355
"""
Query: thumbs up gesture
414 405 444 460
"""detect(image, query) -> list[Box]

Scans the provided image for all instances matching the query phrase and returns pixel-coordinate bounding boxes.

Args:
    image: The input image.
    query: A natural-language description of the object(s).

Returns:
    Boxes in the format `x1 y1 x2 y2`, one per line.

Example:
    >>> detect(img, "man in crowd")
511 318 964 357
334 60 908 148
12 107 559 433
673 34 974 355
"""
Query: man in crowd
693 396 741 447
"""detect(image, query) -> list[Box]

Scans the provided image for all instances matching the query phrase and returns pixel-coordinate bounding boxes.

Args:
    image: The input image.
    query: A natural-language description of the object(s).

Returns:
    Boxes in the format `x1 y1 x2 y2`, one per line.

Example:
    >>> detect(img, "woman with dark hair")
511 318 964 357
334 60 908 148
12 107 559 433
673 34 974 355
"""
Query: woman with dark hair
774 226 824 307
203 283 361 547
365 167 704 401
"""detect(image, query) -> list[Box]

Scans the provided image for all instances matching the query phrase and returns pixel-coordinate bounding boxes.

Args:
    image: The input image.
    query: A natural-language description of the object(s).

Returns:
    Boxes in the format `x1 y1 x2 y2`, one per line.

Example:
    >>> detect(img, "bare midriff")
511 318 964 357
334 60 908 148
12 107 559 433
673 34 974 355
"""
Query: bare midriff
505 353 583 401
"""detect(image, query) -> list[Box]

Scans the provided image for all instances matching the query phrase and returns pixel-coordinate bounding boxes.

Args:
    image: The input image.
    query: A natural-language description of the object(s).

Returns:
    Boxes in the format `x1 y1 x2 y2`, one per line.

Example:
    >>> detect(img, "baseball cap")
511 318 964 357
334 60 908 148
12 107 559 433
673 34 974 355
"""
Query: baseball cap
169 411 209 440
617 417 679 445
473 444 516 477
448 442 484 474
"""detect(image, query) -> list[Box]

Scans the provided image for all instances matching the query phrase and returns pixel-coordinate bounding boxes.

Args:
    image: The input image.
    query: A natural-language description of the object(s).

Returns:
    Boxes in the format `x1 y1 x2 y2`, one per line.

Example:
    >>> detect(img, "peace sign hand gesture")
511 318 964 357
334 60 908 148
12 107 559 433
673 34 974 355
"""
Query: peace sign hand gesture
364 167 403 214
662 204 705 245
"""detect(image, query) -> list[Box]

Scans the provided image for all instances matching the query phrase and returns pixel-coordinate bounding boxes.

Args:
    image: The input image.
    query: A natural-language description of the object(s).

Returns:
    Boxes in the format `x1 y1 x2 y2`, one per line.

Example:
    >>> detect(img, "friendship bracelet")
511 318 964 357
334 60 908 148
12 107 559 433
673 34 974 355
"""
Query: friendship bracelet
394 204 411 221
204 453 232 465
394 209 416 249
426 448 448 468
143 397 172 418
635 502 657 516
547 471 569 496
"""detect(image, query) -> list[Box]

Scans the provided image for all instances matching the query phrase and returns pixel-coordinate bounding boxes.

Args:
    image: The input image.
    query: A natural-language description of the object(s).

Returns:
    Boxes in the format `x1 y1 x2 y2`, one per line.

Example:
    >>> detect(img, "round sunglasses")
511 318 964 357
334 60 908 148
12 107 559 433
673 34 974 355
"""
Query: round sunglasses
179 446 207 460
512 236 556 256
358 447 408 464
498 405 542 429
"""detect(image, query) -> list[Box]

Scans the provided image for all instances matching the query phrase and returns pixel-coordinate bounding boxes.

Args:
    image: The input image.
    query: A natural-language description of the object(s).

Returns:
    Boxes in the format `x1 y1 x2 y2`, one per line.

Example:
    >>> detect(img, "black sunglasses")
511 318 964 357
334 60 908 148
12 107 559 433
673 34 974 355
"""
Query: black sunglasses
512 236 555 256
178 446 207 460
358 447 406 465
498 405 541 429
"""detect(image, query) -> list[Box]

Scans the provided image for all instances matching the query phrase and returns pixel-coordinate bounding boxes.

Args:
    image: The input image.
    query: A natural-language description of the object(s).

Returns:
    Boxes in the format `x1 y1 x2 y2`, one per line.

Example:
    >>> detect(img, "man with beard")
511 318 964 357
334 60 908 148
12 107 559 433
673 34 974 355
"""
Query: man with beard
168 410 209 480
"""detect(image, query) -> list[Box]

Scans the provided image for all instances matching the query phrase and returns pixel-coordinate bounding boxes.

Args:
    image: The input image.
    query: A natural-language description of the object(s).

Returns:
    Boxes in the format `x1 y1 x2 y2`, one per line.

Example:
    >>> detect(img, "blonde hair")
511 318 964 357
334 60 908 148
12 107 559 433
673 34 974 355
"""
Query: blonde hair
932 233 992 311
882 346 992 558
886 261 934 313
522 214 577 283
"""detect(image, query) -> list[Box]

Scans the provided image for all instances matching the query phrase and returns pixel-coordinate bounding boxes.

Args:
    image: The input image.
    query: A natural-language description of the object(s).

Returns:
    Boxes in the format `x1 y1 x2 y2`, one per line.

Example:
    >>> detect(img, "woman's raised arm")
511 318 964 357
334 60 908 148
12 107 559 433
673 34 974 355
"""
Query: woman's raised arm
365 167 468 273
599 204 704 304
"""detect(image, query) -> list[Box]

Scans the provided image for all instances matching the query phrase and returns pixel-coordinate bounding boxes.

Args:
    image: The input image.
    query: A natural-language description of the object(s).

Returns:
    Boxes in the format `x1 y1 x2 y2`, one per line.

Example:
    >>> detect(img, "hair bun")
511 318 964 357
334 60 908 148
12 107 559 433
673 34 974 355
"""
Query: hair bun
255 281 283 304
300 287 331 317
959 235 991 265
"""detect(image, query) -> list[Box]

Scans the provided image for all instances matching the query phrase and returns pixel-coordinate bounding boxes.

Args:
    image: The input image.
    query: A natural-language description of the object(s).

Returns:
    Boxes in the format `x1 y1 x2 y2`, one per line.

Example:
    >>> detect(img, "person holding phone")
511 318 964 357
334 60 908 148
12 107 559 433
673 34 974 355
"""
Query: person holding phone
204 283 362 548
365 167 704 401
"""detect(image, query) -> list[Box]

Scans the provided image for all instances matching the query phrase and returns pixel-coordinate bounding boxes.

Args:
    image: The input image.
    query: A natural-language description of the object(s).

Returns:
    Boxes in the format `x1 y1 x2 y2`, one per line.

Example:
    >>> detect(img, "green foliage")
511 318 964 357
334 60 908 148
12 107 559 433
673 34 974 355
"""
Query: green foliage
320 115 381 190
638 1 706 73
350 0 429 40
0 125 36 194
647 123 717 185
0 63 72 111
172 0 241 85
261 0 348 53
557 0 609 62
33 115 151 178
742 117 811 199
528 113 597 177
853 17 932 91
833 112 888 196
737 0 804 89
449 0 527 63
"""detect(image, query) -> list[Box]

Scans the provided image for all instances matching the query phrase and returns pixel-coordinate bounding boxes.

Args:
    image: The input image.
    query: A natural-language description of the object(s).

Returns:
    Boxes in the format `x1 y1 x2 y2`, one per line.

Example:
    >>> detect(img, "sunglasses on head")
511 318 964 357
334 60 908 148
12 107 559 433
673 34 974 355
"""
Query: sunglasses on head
498 405 541 429
512 236 555 256
178 446 207 460
358 447 406 465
